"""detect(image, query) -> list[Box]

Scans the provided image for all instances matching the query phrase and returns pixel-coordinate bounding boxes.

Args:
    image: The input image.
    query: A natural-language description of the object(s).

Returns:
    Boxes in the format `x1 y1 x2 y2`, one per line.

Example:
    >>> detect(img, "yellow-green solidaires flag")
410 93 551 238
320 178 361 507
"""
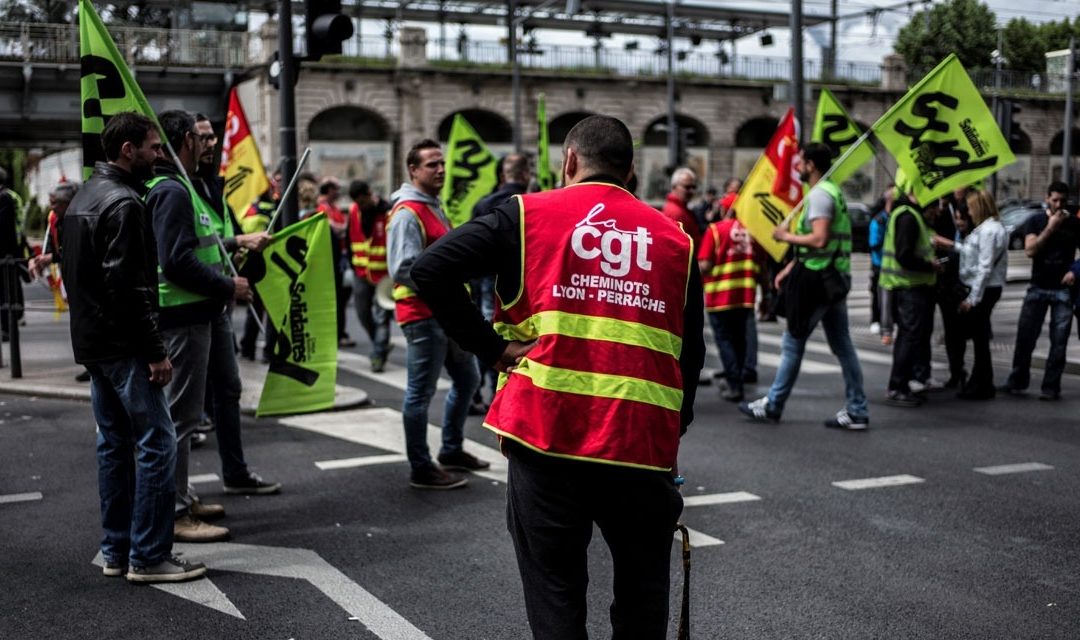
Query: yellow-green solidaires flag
441 113 498 228
872 54 1016 206
79 0 159 180
251 214 337 416
537 93 555 191
812 88 874 185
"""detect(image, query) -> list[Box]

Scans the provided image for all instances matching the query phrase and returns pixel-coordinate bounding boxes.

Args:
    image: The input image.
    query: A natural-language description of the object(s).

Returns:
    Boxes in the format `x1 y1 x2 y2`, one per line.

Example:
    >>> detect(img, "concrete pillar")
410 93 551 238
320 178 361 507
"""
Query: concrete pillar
399 27 428 68
882 53 907 91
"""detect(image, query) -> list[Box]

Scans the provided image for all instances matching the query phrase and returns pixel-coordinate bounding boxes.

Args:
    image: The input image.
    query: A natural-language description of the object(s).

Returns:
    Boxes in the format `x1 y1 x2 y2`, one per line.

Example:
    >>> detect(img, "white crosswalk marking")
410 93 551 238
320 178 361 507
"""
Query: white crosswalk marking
189 473 221 484
0 492 42 504
683 491 762 507
973 462 1054 475
832 475 925 490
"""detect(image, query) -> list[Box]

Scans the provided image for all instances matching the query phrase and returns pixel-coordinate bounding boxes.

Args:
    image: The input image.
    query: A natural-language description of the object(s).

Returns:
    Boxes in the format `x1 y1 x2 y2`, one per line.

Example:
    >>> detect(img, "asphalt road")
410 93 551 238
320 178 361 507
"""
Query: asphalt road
1 258 1078 639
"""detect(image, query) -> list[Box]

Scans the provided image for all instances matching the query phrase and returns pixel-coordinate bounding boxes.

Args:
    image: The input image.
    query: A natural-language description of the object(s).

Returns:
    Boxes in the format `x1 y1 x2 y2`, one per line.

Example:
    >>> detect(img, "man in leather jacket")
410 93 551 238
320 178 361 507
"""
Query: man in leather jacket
62 111 206 583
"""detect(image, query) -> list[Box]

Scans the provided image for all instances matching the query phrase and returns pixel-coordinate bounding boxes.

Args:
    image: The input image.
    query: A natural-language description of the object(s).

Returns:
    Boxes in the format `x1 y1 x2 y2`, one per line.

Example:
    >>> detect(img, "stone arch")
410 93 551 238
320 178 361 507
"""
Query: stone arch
642 113 711 147
437 109 514 144
1009 127 1032 155
308 105 391 141
734 117 779 149
1049 129 1079 156
549 111 594 145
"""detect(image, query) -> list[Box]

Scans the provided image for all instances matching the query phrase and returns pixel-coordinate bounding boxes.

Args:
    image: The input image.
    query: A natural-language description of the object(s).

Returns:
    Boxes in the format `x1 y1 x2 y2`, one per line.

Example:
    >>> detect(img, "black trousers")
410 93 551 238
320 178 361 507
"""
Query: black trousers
965 286 1002 392
506 443 683 640
889 286 934 392
869 265 881 325
937 292 967 381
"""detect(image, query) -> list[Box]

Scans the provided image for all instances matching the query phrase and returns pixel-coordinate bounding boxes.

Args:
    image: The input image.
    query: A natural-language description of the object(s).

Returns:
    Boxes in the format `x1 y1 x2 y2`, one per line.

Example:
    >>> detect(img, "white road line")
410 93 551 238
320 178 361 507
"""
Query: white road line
683 491 762 507
189 473 221 484
0 491 42 504
316 454 409 470
973 462 1054 475
678 527 724 547
284 409 725 549
832 474 925 490
756 351 840 374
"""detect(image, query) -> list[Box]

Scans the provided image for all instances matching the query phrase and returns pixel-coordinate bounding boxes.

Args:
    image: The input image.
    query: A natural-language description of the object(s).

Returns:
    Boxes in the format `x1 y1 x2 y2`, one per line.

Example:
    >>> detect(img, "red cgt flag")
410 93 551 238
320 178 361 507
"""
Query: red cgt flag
768 108 802 207
220 88 270 218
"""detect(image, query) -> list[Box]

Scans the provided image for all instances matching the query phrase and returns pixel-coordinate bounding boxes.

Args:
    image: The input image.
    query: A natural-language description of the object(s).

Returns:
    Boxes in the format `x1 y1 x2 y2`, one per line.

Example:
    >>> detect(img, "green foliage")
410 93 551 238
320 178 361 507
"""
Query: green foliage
894 0 998 71
1002 17 1080 72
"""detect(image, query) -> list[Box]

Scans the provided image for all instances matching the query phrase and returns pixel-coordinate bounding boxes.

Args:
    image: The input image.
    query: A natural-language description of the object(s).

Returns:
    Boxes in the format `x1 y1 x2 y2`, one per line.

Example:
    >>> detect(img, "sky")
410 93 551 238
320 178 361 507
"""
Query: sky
325 0 1080 65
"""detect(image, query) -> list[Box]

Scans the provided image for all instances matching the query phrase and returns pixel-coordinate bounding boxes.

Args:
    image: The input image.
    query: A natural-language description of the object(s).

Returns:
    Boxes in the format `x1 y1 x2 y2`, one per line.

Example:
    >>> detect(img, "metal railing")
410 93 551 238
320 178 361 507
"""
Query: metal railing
0 21 251 68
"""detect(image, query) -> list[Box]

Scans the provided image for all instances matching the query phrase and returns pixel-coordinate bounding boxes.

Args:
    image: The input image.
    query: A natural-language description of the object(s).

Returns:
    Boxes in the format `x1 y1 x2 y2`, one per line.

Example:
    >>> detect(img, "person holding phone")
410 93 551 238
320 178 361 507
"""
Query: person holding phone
1001 181 1080 400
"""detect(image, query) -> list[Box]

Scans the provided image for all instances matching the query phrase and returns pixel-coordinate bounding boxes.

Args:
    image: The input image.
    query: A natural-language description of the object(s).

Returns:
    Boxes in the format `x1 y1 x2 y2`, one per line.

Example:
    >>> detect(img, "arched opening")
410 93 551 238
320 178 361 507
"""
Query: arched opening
639 113 712 203
307 105 394 199
734 117 778 149
437 109 514 144
1049 129 1080 156
308 105 390 141
549 111 594 145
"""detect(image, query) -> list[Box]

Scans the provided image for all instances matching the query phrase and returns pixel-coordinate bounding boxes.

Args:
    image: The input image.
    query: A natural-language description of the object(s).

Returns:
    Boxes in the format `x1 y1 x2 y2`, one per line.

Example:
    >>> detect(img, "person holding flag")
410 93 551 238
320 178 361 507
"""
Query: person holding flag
147 110 256 543
387 138 486 490
739 142 869 430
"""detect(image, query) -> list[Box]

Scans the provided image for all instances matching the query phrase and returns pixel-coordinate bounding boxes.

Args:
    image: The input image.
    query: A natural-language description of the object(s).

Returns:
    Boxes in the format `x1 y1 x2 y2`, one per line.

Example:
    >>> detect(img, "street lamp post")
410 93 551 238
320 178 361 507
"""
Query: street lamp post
1064 37 1076 191
790 0 804 144
278 0 298 226
666 0 678 171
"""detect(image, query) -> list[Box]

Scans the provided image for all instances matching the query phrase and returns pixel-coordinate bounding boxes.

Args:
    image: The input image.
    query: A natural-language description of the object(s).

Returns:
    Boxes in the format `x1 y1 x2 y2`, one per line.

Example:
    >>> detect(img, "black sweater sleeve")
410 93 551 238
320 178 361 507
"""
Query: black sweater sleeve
411 203 518 366
895 211 935 272
147 180 235 300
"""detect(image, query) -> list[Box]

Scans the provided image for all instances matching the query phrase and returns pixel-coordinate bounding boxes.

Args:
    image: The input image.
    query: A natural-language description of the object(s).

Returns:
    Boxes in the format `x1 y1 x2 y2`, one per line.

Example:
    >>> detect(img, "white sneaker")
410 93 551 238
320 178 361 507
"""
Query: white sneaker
907 379 925 394
869 322 881 334
824 409 869 431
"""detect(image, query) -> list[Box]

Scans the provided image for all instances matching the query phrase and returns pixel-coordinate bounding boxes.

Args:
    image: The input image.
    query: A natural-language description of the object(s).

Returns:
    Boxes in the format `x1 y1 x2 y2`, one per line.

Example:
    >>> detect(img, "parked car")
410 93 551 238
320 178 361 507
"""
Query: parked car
848 202 873 253
1000 202 1043 250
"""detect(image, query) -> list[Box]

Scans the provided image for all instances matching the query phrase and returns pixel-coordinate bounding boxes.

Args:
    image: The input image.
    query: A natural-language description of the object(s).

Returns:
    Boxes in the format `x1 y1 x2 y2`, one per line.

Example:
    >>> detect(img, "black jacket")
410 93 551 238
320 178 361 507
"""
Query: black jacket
61 162 166 364
147 162 234 329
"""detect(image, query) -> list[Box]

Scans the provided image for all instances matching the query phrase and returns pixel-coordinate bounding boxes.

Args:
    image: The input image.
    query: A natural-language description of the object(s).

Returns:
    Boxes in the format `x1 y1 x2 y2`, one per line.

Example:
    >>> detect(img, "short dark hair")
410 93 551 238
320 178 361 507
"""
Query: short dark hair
563 115 634 179
406 139 441 169
801 142 833 173
101 111 157 162
158 109 196 156
502 154 529 183
195 113 210 123
1048 181 1069 196
349 180 371 200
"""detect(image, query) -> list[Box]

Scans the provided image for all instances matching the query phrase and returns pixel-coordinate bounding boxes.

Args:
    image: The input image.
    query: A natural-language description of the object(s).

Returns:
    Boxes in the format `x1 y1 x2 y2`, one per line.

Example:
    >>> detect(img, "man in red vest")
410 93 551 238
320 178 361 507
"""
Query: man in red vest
661 166 701 247
347 180 392 372
387 139 487 490
698 206 760 402
412 116 705 640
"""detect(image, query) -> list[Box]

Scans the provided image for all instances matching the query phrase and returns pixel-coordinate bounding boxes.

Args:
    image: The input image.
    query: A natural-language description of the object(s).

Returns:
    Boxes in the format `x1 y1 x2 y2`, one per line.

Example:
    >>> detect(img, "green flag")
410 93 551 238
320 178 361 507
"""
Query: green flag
79 0 159 180
537 93 555 191
441 113 498 228
812 88 875 185
872 54 1015 205
249 214 337 417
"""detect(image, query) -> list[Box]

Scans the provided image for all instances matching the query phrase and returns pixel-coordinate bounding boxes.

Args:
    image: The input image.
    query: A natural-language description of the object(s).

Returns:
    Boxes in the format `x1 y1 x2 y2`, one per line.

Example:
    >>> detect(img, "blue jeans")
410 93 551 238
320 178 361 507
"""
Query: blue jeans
766 299 868 419
1006 286 1074 395
88 357 176 568
401 318 481 470
708 308 750 388
353 278 392 361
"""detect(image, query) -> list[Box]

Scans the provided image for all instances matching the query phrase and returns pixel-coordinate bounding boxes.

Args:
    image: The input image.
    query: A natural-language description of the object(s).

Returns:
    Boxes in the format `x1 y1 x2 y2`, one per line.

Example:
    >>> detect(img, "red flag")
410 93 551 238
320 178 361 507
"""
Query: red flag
767 108 802 207
220 88 270 217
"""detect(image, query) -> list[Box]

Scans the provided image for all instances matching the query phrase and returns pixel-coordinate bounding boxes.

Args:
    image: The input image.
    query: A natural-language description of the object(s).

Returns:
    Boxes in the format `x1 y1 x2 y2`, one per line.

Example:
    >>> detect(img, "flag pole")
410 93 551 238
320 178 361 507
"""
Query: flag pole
776 128 875 228
163 142 266 334
266 147 313 233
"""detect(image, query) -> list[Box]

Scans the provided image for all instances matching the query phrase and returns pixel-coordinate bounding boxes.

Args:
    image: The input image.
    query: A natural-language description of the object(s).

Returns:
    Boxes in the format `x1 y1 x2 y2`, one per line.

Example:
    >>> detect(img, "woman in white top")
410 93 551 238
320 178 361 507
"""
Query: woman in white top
937 190 1008 399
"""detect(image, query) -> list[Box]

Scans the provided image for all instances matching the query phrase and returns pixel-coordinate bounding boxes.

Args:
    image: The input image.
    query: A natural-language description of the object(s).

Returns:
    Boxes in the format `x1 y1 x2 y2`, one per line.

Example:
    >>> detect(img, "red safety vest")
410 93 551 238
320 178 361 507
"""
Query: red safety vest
348 202 368 279
388 200 449 325
701 219 759 312
486 182 693 471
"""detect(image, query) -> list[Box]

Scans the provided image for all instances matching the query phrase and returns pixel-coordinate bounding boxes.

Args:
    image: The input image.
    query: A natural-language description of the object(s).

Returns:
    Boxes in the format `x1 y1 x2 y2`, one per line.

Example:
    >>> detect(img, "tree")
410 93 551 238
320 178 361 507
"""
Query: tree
1001 18 1046 72
894 0 998 72
0 0 73 23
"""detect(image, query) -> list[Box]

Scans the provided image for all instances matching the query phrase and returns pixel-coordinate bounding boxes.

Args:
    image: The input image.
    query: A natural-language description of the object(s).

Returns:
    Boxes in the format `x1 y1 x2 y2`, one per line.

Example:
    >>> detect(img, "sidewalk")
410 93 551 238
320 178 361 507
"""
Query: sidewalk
0 294 367 413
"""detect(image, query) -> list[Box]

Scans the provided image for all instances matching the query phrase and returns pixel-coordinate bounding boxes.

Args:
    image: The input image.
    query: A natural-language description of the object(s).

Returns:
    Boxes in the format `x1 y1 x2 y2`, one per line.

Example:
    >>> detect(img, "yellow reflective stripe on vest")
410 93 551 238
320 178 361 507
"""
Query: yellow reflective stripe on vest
703 277 757 294
393 285 416 301
512 357 683 411
350 242 367 251
708 259 758 276
368 245 387 256
493 310 682 358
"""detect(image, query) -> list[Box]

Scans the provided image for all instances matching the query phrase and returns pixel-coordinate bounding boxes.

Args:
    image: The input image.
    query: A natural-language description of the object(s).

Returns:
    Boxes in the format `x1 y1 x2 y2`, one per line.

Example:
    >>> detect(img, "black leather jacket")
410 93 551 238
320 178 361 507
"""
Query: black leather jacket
61 162 166 364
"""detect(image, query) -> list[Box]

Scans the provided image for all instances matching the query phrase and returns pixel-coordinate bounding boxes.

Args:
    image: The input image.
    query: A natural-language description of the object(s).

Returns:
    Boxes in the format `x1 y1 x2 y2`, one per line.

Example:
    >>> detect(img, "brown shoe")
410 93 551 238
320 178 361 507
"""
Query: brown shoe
174 515 231 542
190 500 225 521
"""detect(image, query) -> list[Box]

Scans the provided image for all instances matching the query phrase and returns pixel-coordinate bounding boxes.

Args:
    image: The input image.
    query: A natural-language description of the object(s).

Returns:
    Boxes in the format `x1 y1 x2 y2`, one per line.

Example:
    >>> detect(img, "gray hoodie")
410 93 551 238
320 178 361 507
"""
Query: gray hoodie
387 182 450 291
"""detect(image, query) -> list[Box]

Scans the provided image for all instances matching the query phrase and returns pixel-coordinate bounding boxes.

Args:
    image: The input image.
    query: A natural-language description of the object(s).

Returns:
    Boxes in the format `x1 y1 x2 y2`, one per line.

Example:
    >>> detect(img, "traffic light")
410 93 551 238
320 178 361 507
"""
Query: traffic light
305 0 354 61
1000 100 1023 152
